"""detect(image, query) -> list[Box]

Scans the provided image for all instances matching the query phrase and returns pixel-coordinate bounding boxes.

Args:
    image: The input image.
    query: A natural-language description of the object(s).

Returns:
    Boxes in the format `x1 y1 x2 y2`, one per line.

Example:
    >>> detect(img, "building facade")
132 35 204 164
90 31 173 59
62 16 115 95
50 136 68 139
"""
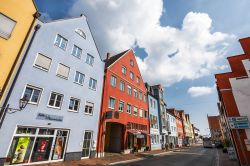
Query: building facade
0 15 104 165
151 85 169 147
207 116 223 142
168 109 184 147
0 0 38 105
145 83 161 150
166 110 178 148
97 49 149 156
215 37 250 165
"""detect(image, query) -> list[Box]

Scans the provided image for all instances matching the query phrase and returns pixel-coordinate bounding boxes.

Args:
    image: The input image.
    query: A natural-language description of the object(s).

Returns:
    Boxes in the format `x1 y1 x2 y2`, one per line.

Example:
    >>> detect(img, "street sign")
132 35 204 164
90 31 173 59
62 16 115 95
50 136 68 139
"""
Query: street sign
228 116 250 129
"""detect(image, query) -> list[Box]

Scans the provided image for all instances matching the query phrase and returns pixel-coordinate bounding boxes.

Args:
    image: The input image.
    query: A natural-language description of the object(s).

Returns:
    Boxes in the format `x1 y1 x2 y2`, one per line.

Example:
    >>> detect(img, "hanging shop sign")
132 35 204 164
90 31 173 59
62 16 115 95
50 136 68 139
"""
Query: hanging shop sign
228 116 250 129
36 113 63 122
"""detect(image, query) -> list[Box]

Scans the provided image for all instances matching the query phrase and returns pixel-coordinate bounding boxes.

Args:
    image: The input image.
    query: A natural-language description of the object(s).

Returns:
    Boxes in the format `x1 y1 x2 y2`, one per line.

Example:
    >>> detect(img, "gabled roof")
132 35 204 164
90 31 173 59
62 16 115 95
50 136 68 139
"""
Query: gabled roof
104 49 130 68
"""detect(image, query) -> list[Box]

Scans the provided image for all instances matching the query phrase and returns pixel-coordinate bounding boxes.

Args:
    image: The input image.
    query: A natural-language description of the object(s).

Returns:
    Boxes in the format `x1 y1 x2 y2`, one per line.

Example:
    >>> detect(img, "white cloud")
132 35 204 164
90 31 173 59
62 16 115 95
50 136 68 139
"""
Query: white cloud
69 0 235 86
187 85 215 97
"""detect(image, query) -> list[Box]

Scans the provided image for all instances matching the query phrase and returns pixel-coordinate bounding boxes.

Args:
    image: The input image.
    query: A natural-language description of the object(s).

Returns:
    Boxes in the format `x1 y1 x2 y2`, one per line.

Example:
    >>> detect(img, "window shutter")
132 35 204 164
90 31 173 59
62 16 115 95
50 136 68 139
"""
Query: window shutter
0 13 16 39
57 64 70 78
35 54 51 70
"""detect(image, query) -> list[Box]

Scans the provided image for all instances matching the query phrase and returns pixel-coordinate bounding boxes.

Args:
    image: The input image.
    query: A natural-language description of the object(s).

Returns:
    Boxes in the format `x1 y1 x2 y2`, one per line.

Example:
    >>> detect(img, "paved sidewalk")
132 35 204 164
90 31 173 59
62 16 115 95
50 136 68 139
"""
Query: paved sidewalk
33 148 181 166
217 149 239 166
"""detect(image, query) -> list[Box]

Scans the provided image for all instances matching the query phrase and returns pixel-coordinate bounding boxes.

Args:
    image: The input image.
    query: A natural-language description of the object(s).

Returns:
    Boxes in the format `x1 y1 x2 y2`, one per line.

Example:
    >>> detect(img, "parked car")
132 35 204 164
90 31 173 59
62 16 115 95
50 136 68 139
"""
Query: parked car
203 137 213 148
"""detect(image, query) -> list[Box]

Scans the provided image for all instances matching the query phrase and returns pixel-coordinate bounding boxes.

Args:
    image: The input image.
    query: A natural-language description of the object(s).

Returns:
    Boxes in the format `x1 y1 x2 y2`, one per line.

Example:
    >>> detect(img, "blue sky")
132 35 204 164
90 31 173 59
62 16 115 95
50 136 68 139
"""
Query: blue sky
35 0 250 135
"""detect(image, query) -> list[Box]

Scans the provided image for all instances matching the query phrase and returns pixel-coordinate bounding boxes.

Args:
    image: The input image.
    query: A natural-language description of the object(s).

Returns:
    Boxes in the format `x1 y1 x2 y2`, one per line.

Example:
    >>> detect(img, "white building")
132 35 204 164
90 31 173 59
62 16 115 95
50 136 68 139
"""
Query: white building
166 111 178 148
0 15 104 165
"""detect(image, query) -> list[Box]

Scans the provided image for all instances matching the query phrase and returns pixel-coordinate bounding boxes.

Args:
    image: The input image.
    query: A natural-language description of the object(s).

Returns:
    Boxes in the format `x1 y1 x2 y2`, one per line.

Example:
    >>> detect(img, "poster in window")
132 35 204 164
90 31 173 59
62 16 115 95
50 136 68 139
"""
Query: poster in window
52 137 64 160
12 137 30 164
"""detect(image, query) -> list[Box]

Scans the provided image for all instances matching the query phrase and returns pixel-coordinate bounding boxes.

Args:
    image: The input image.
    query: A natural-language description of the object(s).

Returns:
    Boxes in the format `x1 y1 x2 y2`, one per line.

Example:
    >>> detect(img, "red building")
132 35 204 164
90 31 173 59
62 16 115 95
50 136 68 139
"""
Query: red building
97 49 149 156
207 116 223 141
168 108 184 147
215 37 250 165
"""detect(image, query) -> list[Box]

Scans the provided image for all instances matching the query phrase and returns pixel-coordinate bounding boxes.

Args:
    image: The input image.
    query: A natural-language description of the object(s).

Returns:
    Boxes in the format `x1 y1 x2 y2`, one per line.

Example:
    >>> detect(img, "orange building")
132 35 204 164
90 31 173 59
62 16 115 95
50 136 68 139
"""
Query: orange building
168 108 184 147
215 37 250 165
207 115 223 141
97 49 149 157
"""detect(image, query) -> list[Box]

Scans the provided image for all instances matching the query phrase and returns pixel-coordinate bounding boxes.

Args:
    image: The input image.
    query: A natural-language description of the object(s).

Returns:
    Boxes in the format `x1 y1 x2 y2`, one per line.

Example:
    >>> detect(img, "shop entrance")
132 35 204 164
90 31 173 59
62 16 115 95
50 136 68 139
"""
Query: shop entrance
104 122 123 153
6 126 69 165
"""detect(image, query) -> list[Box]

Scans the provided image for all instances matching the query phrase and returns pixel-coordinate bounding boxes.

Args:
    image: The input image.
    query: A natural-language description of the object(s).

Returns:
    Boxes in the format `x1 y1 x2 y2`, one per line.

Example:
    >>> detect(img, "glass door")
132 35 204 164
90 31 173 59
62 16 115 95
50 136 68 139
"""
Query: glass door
82 131 93 157
51 130 68 160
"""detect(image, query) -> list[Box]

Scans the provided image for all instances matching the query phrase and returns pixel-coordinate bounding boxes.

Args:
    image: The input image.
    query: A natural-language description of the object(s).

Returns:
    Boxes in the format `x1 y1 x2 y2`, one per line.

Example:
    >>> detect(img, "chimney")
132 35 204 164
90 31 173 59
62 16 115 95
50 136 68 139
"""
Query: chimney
106 52 111 60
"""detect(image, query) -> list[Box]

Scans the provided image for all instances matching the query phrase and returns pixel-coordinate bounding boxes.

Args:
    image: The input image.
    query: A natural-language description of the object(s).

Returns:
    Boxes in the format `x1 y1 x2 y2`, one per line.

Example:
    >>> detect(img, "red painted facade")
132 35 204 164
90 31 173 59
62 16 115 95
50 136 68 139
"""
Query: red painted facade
215 37 250 165
97 49 149 155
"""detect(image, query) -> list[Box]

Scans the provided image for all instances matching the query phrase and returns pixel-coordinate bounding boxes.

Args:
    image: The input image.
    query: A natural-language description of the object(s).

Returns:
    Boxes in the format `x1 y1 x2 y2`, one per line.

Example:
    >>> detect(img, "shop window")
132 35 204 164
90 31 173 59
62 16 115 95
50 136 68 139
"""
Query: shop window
23 85 42 104
82 131 93 157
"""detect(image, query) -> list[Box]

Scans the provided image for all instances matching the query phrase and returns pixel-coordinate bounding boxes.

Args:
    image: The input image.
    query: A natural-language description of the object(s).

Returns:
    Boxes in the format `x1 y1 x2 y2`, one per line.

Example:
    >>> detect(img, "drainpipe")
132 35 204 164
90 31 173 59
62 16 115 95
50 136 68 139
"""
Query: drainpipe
0 18 41 128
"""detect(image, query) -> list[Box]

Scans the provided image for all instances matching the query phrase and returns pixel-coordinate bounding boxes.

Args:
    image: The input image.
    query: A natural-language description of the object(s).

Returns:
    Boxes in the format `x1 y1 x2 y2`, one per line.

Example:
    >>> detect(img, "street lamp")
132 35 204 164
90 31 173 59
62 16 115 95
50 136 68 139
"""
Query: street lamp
19 95 29 110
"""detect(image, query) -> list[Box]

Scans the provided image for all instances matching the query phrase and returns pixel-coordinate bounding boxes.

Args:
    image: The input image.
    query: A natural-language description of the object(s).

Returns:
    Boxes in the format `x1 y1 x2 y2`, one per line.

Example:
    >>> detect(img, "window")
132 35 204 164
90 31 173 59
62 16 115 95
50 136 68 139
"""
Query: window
134 89 138 98
118 101 124 112
144 110 148 118
122 66 127 75
54 34 67 50
130 59 134 67
130 72 134 80
134 107 138 116
127 85 132 95
120 80 125 91
110 75 117 87
127 104 132 114
108 97 115 109
139 109 143 117
75 28 86 39
48 92 63 109
85 102 94 115
34 53 52 71
89 78 97 90
139 91 142 100
144 94 147 102
136 76 140 84
0 13 16 39
82 131 93 157
150 99 153 107
56 63 70 79
74 71 85 85
23 85 42 104
153 101 156 108
86 54 94 66
69 98 80 112
72 45 82 59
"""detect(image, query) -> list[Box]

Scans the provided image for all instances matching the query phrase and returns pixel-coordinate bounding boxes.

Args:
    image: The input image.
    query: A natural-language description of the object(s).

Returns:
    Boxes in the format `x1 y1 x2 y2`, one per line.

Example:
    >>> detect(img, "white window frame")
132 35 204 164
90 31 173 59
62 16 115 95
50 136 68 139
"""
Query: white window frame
47 92 64 109
130 71 134 80
127 85 132 95
118 100 124 112
134 89 138 98
68 97 80 112
136 76 140 85
86 54 94 66
54 34 68 50
71 45 82 59
108 97 116 109
120 80 125 91
139 109 143 118
133 106 138 116
89 78 97 90
110 75 117 87
127 104 132 114
122 66 127 75
22 84 43 105
130 59 134 67
74 71 85 85
84 101 94 115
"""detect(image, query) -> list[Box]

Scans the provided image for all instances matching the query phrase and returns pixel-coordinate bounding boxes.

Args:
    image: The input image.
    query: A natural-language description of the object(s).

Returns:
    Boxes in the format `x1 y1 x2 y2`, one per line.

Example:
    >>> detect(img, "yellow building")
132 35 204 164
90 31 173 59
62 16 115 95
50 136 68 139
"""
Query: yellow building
0 0 39 105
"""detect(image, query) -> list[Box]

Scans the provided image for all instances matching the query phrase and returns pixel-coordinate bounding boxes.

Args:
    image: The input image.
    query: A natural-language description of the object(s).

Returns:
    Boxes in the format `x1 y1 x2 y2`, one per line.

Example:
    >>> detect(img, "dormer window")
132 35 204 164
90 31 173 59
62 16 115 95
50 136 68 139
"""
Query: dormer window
75 28 86 39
